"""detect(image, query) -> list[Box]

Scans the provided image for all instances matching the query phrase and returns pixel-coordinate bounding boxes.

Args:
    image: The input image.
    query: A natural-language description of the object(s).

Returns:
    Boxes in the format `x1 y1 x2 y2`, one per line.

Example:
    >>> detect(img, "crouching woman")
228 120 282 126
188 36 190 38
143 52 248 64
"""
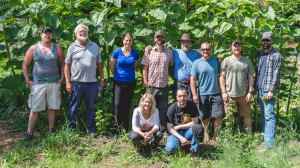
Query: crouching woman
128 94 163 148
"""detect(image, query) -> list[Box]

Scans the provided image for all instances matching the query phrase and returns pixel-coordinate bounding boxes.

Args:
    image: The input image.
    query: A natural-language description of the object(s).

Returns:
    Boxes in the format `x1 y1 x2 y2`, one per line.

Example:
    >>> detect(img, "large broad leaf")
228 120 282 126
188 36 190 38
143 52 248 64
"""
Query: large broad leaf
0 16 4 23
192 29 206 38
242 17 256 29
226 9 237 18
292 14 300 21
216 22 232 35
102 29 117 46
105 0 121 7
179 22 194 31
91 9 109 26
196 5 209 14
148 8 168 22
203 18 218 28
134 26 152 37
28 1 48 15
260 6 276 20
45 13 61 28
0 45 5 51
16 25 31 40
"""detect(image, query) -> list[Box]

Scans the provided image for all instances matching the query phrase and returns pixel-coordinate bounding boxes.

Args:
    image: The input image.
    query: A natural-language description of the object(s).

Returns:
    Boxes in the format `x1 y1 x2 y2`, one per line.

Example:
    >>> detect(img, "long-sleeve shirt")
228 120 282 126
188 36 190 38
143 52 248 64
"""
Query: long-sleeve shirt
131 107 160 132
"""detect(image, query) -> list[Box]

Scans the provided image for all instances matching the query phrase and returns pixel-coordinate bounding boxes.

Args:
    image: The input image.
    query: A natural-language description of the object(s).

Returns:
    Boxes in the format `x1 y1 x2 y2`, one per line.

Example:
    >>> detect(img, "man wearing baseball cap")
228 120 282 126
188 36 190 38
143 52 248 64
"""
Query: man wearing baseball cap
256 32 282 149
22 27 65 140
220 40 255 133
141 30 174 134
173 34 201 101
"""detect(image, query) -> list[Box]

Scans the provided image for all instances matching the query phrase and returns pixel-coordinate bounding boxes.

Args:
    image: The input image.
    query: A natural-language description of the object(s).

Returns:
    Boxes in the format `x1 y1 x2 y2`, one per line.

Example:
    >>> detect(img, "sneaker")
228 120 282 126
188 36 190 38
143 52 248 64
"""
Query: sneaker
91 133 97 138
49 128 56 134
22 132 34 141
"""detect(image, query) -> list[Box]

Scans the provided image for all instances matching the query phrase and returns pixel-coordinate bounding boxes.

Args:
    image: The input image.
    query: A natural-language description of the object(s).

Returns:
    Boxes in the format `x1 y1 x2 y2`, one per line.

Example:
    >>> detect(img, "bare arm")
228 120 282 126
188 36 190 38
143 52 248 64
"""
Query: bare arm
64 63 72 93
109 58 116 75
246 74 254 102
219 71 228 103
190 75 198 104
22 45 35 89
56 44 65 84
173 117 198 131
167 123 190 145
143 65 149 87
97 62 105 88
134 60 138 71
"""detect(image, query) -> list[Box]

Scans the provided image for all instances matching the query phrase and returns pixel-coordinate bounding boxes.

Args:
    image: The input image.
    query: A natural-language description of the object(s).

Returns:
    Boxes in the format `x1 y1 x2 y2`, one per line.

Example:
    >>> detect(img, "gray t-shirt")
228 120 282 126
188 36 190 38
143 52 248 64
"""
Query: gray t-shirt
221 56 254 97
65 40 102 82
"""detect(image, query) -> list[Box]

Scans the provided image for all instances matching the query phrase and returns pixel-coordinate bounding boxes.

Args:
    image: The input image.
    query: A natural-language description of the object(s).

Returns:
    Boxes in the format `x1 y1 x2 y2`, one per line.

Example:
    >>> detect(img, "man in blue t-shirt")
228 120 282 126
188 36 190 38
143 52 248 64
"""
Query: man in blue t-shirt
173 34 201 100
190 42 224 142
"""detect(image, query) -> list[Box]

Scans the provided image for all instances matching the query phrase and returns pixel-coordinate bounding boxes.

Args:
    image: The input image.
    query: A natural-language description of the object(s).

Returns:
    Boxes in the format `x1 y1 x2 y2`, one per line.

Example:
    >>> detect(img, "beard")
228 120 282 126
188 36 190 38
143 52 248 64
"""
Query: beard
156 40 165 45
263 43 271 50
181 45 189 52
77 35 88 41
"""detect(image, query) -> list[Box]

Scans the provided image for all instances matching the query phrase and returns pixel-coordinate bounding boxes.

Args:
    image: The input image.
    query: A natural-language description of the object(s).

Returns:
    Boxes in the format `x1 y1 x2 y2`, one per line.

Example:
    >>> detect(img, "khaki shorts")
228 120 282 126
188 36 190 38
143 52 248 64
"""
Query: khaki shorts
224 95 251 117
28 83 61 112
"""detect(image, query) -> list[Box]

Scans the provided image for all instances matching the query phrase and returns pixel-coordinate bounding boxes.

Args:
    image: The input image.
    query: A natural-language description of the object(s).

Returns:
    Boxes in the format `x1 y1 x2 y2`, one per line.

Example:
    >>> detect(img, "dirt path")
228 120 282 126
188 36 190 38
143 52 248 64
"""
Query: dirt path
0 120 23 156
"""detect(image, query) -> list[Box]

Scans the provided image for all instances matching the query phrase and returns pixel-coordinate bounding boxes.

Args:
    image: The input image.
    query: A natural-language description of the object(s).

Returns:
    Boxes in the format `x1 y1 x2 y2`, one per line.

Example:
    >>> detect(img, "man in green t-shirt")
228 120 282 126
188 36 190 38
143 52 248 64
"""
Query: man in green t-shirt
219 40 254 133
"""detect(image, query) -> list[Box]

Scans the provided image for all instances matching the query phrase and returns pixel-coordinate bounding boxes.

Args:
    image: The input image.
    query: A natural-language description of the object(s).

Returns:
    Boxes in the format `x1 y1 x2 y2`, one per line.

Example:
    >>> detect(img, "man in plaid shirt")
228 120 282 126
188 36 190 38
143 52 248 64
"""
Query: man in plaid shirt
142 30 174 133
257 32 282 149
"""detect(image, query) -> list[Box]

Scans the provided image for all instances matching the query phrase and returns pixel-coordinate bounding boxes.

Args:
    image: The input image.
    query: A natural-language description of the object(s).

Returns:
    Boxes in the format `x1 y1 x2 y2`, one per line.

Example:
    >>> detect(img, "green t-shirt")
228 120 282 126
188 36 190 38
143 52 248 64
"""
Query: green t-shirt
221 56 254 97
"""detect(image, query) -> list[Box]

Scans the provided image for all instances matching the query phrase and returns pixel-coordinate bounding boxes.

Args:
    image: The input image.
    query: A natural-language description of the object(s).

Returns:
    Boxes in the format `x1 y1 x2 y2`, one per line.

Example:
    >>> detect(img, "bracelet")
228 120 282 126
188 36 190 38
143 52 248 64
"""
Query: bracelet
100 79 105 81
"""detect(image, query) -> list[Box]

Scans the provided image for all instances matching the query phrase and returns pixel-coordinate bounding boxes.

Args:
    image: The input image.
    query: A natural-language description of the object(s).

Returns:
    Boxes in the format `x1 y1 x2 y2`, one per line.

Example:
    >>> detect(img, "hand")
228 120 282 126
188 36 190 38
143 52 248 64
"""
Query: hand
144 80 150 87
27 81 35 89
143 132 153 141
266 91 274 100
57 78 64 85
193 95 199 104
246 92 252 102
179 137 190 146
146 45 152 54
222 93 229 103
99 80 105 88
66 82 73 93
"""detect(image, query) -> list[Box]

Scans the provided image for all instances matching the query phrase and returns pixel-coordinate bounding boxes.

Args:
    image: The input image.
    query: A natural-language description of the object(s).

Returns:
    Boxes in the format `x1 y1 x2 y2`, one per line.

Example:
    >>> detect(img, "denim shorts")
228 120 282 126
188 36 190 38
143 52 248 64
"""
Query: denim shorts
198 93 224 120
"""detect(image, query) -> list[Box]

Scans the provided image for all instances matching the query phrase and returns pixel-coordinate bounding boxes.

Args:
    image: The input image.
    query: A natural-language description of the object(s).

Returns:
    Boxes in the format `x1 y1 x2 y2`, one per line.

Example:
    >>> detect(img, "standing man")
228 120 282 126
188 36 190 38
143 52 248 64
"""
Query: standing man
165 88 204 155
190 42 224 142
173 34 201 100
65 24 105 137
141 30 174 133
220 40 255 133
22 27 65 140
257 32 282 149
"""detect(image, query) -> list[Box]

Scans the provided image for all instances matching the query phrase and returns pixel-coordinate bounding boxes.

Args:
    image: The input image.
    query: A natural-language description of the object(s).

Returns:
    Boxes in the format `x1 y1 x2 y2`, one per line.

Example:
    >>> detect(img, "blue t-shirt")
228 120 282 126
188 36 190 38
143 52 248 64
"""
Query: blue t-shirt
258 52 268 89
173 49 201 80
112 48 139 82
190 56 221 95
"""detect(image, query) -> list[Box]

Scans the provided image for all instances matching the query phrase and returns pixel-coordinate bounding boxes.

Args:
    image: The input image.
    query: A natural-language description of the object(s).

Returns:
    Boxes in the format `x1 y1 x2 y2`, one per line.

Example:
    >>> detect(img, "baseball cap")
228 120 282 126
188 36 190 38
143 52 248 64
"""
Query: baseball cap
41 27 53 34
154 30 165 37
261 32 272 41
232 39 242 45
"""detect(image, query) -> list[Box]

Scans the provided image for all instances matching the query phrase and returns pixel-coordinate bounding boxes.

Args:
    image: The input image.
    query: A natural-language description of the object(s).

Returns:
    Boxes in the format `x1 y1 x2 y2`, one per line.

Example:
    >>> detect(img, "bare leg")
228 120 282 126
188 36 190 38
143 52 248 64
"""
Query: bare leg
212 118 222 139
201 118 210 143
48 109 56 130
243 116 252 134
28 112 39 135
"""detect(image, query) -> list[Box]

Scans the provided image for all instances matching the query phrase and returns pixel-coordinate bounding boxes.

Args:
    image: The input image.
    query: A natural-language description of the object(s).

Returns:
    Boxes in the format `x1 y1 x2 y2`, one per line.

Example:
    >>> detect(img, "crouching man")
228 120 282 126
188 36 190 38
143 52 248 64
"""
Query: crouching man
165 88 204 156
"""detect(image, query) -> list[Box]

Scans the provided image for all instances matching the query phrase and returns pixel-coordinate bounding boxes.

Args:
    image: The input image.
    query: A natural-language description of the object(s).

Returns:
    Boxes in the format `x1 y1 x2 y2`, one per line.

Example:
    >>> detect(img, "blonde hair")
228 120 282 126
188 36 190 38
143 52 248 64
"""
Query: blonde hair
139 94 156 114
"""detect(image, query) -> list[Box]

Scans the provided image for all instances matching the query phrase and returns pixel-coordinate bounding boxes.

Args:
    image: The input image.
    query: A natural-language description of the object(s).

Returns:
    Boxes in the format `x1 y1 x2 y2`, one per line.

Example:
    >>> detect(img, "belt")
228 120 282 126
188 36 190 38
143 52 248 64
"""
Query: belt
176 80 190 84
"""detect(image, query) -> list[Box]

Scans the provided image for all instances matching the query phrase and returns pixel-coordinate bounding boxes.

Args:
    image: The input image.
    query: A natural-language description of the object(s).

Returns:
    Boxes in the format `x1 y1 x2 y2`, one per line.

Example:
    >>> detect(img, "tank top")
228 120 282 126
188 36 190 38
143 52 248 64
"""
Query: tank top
32 43 60 83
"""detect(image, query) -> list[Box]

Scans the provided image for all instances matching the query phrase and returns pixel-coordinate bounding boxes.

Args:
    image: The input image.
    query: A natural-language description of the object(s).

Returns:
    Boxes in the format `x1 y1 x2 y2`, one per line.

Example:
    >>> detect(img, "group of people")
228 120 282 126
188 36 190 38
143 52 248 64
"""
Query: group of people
22 24 282 156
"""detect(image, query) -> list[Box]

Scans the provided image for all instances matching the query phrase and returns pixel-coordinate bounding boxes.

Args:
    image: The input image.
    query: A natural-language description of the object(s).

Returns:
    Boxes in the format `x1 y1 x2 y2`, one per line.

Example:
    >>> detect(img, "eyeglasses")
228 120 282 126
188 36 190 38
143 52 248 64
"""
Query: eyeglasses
200 48 211 51
262 39 271 43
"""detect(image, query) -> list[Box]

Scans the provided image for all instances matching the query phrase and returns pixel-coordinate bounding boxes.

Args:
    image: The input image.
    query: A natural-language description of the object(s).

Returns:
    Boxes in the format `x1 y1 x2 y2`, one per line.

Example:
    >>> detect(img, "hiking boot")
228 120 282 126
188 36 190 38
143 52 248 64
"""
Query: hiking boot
91 133 97 138
22 132 34 141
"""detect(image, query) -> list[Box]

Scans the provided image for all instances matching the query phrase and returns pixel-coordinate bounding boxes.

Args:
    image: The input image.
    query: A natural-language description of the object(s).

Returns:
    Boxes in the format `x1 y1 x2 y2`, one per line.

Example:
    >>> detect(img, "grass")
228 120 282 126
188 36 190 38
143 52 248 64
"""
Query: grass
1 114 300 168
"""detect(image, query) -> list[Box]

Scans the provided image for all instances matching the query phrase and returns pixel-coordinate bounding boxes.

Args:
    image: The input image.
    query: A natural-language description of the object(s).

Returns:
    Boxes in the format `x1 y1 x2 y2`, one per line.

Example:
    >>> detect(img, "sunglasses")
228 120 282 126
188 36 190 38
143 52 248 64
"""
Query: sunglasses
200 48 211 51
262 39 271 42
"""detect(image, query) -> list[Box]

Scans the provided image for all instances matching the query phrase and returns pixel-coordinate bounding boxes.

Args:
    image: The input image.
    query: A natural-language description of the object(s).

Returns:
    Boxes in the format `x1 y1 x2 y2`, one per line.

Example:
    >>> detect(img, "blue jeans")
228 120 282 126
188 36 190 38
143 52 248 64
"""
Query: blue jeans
165 127 200 153
68 81 98 133
258 89 276 148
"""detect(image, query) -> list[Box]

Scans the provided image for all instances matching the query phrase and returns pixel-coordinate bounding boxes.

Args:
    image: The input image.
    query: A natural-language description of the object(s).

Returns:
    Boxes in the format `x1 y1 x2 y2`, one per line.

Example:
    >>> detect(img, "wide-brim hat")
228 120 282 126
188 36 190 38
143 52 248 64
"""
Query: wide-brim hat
178 34 194 42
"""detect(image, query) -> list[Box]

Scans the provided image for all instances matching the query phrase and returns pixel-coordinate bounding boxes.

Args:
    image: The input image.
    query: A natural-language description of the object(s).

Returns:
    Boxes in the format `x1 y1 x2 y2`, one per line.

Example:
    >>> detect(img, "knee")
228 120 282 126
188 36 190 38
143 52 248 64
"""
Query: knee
155 131 163 141
192 124 204 143
165 143 177 153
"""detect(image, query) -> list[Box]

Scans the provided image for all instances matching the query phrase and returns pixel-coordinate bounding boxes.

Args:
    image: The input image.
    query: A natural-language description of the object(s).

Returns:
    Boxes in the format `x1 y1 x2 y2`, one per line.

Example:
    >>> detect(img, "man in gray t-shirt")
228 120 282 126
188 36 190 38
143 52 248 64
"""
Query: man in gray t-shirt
64 24 105 137
220 40 254 133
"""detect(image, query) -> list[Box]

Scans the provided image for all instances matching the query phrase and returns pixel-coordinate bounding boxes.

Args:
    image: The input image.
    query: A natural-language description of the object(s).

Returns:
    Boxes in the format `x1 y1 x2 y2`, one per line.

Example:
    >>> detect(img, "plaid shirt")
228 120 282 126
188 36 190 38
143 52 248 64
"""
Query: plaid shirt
257 48 282 92
141 46 173 88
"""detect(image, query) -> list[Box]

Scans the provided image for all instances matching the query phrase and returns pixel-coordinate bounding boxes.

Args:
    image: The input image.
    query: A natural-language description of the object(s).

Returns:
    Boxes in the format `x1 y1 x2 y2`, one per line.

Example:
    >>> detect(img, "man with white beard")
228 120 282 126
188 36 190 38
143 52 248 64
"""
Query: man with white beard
173 34 201 100
65 24 105 138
